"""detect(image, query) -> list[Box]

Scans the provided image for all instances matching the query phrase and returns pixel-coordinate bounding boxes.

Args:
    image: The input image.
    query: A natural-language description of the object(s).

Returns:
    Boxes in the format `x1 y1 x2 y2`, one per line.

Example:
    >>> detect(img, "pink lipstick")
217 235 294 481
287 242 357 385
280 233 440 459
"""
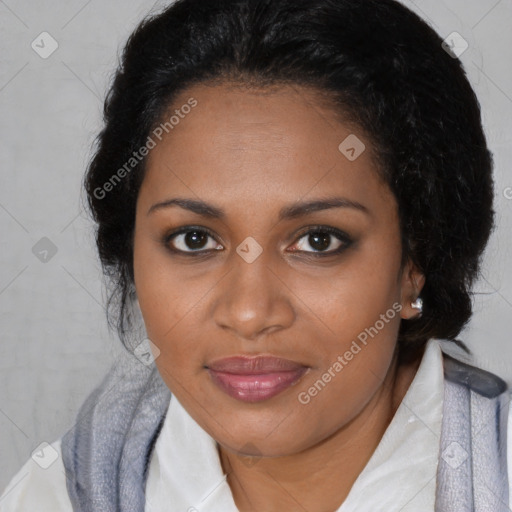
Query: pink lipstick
206 356 309 402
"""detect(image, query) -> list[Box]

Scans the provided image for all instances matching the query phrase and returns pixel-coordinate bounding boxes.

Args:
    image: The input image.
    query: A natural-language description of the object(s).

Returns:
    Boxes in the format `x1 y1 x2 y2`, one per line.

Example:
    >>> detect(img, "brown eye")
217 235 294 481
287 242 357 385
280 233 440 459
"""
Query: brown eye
165 228 223 253
289 227 352 255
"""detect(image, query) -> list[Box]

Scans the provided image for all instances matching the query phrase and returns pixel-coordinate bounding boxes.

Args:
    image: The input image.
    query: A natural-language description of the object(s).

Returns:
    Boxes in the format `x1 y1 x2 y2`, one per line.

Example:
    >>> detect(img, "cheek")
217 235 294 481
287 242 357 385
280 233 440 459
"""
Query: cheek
291 275 403 447
133 231 183 345
133 230 217 378
308 236 402 346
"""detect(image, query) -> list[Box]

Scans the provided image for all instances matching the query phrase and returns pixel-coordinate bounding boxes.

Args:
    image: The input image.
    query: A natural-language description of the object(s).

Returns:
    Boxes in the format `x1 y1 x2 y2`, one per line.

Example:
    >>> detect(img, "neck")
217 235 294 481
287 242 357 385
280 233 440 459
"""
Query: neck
218 346 424 512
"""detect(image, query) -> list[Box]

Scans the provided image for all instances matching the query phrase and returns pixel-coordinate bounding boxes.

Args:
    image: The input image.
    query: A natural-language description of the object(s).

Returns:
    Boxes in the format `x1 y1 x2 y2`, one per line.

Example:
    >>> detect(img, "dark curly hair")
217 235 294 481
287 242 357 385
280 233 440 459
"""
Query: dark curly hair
84 0 494 361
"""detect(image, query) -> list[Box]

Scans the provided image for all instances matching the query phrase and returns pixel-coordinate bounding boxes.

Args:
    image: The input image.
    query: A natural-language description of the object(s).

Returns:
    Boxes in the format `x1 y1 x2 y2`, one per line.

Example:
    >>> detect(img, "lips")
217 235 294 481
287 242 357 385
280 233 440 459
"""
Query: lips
206 356 309 403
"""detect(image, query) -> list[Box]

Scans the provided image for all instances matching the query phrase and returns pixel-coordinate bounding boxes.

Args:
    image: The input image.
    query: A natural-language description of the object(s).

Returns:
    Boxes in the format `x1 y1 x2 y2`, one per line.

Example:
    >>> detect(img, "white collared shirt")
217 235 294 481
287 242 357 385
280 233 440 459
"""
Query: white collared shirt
1 338 511 511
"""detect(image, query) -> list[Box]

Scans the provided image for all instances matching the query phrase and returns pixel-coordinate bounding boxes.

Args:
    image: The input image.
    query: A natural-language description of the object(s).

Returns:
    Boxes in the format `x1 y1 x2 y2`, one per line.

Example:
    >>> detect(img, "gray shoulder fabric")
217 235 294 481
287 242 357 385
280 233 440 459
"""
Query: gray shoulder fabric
435 354 510 512
61 347 509 511
61 348 172 512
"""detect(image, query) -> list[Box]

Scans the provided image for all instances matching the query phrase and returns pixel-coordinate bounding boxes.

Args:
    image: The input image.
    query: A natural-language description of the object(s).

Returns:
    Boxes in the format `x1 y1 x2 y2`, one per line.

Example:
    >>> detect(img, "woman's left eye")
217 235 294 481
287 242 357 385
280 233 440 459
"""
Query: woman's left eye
289 227 352 256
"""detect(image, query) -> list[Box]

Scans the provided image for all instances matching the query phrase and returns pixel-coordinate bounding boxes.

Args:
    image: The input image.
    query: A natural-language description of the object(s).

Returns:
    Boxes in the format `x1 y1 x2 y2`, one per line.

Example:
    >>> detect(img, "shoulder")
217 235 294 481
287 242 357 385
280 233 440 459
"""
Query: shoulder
440 350 512 504
0 439 73 512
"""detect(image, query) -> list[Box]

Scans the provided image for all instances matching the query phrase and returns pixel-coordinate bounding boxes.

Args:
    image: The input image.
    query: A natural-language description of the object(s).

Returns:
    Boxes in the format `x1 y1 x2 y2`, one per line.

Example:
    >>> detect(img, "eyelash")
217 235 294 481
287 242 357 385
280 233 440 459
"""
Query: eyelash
162 225 353 258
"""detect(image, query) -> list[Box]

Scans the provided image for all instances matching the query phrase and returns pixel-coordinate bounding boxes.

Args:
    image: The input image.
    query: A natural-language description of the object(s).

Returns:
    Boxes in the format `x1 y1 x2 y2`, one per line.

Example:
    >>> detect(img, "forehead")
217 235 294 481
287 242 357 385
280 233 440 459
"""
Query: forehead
140 82 393 217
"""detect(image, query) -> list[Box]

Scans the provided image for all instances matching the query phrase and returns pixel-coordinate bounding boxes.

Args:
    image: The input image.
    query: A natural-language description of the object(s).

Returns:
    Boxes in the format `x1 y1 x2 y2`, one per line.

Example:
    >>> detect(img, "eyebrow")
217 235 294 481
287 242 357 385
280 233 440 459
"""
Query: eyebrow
147 196 369 220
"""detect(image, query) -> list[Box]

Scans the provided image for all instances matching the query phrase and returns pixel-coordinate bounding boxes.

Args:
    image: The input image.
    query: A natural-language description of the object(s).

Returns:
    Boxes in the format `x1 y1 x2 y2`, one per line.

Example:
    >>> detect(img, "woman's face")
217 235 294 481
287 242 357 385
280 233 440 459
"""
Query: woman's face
133 82 423 456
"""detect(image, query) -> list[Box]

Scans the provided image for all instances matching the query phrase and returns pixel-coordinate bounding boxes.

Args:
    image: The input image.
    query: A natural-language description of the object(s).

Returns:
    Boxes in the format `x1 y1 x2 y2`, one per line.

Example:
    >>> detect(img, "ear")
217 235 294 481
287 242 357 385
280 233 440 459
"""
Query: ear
399 259 426 320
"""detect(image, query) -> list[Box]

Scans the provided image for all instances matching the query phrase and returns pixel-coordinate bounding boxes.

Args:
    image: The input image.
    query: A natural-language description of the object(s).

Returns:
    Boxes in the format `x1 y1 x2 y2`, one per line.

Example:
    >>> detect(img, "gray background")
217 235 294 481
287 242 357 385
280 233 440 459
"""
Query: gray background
0 0 511 491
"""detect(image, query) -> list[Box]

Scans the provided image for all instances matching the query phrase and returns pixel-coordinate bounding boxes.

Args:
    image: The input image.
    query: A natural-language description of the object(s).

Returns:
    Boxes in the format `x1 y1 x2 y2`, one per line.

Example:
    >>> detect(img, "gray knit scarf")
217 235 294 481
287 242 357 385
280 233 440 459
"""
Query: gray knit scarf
61 346 510 511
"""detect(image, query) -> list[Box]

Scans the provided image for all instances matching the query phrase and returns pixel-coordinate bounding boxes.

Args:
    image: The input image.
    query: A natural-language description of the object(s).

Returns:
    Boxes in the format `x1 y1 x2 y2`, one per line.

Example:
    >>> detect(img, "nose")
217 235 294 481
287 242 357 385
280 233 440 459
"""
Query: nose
211 250 295 341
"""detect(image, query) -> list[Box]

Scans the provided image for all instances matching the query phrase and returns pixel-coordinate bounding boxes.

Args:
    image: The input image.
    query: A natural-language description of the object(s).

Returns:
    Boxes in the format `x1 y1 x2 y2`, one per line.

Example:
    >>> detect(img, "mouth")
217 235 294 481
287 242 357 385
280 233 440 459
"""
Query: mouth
206 355 310 403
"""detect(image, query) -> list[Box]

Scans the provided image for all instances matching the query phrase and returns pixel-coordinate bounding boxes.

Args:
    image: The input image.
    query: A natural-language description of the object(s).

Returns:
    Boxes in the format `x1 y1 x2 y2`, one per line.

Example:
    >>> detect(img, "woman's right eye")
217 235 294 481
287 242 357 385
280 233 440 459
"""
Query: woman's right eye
164 228 223 254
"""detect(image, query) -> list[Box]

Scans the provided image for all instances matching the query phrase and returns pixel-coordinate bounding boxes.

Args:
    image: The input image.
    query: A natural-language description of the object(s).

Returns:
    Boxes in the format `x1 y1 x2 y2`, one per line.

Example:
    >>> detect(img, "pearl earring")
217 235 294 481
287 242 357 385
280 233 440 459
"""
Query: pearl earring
411 297 423 316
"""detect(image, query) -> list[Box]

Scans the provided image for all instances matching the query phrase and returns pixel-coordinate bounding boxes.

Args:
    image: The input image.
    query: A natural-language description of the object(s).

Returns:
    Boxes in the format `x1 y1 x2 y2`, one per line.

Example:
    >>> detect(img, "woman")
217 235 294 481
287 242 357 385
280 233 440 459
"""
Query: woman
1 0 509 510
